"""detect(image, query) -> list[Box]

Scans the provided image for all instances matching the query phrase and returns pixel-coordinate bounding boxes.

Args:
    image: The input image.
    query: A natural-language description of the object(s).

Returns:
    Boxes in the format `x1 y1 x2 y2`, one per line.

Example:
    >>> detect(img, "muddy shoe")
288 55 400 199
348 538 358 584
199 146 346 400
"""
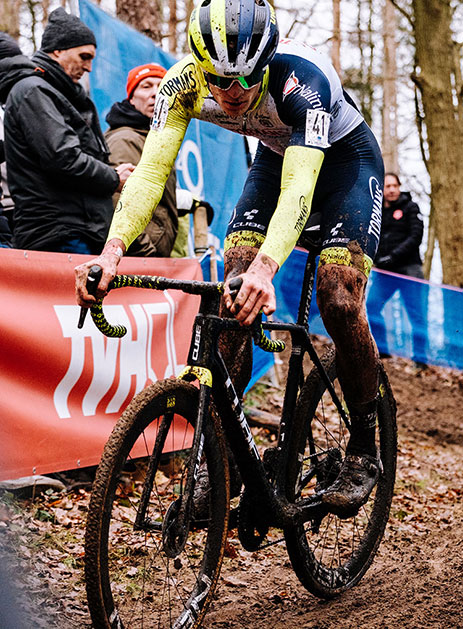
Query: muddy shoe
321 452 381 519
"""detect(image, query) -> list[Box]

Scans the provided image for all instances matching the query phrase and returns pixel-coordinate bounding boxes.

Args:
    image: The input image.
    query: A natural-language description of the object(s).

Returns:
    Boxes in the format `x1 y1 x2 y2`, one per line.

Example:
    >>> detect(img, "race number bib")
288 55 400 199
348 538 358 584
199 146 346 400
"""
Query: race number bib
305 110 330 148
151 95 169 132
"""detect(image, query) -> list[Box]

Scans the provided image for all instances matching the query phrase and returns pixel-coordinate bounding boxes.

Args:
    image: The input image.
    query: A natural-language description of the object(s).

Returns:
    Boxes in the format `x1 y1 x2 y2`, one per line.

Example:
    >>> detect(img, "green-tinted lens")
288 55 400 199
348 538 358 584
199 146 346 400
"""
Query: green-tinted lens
206 69 264 90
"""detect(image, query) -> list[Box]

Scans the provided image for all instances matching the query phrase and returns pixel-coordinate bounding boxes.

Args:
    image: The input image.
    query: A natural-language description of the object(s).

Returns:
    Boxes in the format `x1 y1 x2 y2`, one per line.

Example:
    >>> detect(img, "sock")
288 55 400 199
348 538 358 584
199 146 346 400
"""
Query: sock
346 398 377 457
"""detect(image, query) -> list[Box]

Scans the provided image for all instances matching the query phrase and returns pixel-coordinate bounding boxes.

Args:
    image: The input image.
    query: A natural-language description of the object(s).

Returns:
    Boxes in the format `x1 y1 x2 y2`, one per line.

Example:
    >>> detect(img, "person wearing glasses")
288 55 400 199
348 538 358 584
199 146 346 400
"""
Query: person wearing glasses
76 0 385 518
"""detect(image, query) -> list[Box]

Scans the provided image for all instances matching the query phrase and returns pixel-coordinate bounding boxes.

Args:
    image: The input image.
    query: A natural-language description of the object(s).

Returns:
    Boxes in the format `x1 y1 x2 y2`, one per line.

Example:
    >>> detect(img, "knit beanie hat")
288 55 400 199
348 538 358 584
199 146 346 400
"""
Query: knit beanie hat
126 63 167 98
41 8 97 52
0 32 22 59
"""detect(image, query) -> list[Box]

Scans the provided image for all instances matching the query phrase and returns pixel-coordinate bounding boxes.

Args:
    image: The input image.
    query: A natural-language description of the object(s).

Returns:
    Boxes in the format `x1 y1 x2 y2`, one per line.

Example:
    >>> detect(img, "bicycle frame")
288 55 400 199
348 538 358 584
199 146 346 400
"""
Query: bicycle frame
84 248 351 531
178 249 350 529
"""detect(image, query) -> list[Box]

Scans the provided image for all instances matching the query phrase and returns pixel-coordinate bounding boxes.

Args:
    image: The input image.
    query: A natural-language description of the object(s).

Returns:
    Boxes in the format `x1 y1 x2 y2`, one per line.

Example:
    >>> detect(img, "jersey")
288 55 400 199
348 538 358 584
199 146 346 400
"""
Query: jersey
108 39 366 269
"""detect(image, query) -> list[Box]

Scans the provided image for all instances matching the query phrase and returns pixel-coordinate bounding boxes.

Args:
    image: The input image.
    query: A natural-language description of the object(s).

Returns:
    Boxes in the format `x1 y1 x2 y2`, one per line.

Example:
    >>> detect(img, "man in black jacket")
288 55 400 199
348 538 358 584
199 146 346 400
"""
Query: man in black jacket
0 31 21 248
367 172 428 366
0 8 134 254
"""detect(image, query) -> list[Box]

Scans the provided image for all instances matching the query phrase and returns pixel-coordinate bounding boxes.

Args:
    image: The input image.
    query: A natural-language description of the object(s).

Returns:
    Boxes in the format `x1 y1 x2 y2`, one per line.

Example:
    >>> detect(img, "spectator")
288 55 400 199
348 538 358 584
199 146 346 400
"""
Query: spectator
105 62 213 257
0 32 21 238
367 172 428 367
0 135 12 248
0 8 134 254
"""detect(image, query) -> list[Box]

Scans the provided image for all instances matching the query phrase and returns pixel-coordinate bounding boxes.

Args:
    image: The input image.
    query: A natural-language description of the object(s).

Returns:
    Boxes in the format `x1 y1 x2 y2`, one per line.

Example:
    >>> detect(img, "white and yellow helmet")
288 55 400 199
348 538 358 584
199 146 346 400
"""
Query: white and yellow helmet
188 0 279 78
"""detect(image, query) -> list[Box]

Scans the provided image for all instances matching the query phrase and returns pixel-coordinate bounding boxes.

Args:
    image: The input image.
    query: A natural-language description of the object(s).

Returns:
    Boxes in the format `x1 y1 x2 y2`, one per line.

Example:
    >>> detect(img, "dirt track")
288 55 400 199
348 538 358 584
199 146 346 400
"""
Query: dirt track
205 356 463 628
1 353 463 628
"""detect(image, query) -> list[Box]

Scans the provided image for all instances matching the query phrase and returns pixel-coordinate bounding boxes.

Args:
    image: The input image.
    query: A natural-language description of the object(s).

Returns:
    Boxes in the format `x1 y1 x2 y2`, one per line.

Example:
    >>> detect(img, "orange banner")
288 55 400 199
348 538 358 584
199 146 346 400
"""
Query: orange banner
0 249 201 481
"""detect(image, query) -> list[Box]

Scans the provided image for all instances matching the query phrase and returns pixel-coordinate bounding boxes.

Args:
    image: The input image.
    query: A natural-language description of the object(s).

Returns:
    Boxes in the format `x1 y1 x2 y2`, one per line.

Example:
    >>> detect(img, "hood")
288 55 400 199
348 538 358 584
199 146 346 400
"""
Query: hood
384 191 412 210
0 54 35 104
105 98 151 131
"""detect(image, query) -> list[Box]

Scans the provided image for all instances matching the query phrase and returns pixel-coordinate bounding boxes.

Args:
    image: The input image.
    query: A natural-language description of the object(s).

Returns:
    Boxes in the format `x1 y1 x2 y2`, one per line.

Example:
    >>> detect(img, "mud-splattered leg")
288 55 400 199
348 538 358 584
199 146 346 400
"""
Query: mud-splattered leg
219 246 259 398
316 259 379 457
317 258 382 516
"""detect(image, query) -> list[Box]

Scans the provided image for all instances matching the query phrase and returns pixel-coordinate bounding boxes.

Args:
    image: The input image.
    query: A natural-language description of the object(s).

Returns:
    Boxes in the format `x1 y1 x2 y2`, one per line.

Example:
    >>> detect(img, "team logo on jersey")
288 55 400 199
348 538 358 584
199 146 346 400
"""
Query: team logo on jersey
282 71 323 108
151 94 169 132
282 71 300 99
159 62 197 98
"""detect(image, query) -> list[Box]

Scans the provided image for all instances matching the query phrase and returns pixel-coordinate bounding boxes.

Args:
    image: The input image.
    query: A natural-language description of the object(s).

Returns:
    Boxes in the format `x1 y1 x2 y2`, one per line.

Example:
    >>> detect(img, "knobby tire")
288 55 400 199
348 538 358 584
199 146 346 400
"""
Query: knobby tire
85 379 229 628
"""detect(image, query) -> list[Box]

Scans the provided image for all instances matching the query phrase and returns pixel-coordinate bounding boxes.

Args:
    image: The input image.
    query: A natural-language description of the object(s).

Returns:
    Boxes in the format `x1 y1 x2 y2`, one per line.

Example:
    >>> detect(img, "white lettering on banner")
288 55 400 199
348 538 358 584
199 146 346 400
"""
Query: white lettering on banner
53 296 180 419
176 138 204 197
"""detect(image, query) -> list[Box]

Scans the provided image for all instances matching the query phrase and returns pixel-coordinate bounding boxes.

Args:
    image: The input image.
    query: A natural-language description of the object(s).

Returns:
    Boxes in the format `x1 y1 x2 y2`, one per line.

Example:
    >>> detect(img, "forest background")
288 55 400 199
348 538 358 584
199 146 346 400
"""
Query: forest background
1 0 463 287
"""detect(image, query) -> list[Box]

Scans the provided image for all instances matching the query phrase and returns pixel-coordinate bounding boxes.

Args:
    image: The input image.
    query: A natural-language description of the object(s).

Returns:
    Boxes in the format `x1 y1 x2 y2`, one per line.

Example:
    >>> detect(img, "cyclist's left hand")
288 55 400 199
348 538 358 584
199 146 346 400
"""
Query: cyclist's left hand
224 253 278 326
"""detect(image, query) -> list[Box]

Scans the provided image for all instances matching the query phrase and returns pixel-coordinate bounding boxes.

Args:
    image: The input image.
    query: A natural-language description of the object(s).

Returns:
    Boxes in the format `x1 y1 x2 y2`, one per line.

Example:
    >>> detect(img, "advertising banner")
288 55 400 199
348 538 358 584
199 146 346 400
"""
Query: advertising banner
0 249 201 481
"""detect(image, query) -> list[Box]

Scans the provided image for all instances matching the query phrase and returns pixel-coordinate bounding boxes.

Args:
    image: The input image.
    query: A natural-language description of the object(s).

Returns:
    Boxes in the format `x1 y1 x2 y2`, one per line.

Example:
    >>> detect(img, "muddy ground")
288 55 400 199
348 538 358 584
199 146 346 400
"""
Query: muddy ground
1 347 463 629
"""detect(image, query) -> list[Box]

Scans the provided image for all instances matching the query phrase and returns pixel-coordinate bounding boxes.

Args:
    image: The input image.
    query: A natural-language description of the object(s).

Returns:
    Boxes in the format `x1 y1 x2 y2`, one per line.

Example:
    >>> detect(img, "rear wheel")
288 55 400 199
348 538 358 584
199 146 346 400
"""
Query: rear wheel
284 348 397 598
85 379 229 628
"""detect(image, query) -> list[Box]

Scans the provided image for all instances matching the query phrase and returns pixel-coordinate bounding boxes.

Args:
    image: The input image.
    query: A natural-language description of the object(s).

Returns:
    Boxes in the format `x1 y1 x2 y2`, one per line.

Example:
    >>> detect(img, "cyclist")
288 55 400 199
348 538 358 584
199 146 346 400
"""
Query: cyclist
75 0 385 517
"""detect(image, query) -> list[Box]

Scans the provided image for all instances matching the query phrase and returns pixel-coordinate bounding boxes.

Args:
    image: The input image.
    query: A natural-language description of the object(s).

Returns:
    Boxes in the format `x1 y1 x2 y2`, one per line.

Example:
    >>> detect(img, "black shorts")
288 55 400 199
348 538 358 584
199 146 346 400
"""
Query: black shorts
225 121 384 276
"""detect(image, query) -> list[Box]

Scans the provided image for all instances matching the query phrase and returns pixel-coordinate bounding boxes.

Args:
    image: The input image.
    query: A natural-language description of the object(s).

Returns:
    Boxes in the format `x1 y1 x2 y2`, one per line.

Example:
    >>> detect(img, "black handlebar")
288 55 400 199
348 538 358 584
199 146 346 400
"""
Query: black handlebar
77 268 285 353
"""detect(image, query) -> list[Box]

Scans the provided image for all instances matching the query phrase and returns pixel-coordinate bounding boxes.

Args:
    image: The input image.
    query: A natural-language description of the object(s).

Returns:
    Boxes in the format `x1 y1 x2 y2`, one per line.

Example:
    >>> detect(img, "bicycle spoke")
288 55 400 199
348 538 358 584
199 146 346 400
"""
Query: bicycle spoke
284 348 397 597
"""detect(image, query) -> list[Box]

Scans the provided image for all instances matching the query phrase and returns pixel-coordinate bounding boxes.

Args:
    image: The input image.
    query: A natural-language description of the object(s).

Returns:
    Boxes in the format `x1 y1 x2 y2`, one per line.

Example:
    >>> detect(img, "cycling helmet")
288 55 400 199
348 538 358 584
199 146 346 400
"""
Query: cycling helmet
188 0 279 78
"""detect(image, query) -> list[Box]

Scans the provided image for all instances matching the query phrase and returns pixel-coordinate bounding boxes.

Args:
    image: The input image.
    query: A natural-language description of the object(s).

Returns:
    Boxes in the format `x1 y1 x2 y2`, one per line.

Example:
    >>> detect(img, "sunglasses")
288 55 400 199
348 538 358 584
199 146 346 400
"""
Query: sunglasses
205 68 264 91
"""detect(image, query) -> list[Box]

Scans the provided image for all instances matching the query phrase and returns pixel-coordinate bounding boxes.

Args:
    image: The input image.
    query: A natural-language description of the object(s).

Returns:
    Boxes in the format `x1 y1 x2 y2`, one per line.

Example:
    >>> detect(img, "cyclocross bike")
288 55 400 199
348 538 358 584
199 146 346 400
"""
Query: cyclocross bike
80 229 397 629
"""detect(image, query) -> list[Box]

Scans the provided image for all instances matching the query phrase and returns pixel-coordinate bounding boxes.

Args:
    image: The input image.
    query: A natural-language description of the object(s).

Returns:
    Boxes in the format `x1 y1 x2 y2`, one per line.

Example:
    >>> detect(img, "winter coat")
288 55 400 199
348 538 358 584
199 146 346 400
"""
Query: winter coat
0 51 119 252
375 191 424 271
104 99 178 257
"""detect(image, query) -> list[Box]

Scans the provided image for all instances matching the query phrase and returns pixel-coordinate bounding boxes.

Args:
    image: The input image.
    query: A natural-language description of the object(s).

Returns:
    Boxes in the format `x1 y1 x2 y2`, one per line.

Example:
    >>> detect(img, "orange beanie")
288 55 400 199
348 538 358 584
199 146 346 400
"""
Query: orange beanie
126 63 167 98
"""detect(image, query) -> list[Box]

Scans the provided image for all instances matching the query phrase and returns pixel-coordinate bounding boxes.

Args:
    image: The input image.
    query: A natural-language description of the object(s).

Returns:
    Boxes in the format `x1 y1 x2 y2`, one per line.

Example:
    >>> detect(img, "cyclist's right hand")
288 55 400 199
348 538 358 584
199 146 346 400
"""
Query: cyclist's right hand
74 239 125 307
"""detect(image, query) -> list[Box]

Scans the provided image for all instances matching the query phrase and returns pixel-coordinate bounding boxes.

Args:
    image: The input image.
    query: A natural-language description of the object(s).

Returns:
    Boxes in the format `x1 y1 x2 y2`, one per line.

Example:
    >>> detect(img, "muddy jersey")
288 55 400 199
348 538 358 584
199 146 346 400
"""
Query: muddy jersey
108 39 365 267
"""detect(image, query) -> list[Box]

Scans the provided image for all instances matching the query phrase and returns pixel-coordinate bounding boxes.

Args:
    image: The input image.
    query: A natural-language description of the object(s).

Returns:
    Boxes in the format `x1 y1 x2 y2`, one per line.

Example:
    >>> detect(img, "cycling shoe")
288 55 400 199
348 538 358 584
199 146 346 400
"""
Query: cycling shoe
321 452 381 519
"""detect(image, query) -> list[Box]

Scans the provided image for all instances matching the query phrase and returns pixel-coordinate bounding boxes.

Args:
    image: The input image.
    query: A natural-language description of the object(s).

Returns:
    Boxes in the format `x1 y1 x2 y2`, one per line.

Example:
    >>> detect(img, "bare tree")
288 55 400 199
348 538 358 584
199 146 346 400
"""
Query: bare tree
116 0 164 44
0 0 22 39
331 0 341 76
412 0 463 287
168 0 177 53
381 0 398 172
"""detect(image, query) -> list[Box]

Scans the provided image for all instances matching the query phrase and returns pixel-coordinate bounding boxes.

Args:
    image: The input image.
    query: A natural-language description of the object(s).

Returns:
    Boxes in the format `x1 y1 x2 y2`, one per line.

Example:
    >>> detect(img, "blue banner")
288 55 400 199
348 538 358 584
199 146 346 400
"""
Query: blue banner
273 250 462 371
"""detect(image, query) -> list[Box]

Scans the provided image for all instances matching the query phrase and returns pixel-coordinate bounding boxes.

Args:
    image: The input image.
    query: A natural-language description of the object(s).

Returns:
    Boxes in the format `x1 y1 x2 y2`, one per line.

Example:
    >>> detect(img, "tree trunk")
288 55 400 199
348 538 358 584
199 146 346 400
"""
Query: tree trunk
116 0 163 44
331 0 341 77
422 201 435 280
381 0 398 172
168 0 177 54
0 0 21 39
412 0 463 287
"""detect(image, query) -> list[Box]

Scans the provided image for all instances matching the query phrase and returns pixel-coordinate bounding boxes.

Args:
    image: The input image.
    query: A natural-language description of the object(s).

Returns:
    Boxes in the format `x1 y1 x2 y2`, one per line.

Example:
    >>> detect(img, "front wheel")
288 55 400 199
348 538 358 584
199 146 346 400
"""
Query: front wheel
85 379 229 628
284 348 397 598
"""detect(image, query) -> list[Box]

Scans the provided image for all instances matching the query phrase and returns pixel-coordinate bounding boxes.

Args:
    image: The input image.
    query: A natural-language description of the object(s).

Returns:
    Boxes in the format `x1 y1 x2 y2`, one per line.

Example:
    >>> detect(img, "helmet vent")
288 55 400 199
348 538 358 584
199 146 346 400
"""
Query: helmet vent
246 33 261 62
203 33 218 60
189 35 205 62
227 34 238 63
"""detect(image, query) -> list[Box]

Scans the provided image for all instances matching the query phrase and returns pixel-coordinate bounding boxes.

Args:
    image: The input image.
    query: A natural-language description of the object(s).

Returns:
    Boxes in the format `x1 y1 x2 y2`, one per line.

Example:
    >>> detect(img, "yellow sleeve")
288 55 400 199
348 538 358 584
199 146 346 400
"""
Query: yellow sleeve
107 57 204 249
259 146 324 268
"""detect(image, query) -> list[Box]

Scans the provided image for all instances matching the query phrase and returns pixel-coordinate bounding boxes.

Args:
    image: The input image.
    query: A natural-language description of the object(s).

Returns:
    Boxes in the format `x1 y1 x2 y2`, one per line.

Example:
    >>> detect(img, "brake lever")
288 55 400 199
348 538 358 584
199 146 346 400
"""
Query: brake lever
228 276 243 313
77 265 103 329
